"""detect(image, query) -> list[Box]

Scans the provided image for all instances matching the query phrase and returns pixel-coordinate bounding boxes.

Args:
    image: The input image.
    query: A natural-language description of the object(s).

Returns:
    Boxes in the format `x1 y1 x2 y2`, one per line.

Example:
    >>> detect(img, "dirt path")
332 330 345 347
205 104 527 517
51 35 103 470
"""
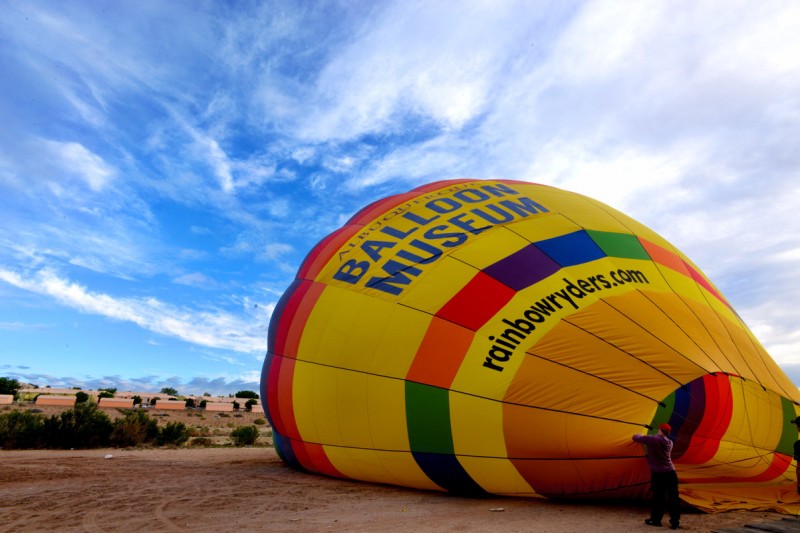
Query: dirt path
0 448 786 532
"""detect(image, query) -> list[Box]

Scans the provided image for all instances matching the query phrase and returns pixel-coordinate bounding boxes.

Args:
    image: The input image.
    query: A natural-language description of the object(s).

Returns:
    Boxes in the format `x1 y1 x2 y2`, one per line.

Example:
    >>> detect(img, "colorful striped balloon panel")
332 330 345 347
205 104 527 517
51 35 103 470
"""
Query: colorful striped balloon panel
261 179 799 509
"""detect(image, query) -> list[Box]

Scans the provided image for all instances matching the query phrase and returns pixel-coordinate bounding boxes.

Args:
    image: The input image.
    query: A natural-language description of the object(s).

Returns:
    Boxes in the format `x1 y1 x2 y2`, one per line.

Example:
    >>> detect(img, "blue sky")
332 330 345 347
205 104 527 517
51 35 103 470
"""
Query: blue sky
1 1 799 396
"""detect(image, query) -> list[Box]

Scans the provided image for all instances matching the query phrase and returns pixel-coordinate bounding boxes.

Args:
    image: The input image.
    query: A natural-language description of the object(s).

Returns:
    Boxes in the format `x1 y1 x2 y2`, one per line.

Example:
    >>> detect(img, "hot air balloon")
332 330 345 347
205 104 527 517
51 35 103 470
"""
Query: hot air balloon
260 179 800 513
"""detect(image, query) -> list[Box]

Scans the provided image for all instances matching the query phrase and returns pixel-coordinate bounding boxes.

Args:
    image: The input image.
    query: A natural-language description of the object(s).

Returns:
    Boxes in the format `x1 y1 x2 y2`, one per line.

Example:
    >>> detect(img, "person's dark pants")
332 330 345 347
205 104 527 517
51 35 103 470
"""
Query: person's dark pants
650 470 680 526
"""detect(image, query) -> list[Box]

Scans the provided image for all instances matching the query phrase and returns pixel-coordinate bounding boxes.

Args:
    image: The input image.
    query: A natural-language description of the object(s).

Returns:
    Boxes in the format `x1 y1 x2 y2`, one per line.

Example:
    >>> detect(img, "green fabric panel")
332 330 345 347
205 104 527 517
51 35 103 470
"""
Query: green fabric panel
650 391 676 435
587 230 650 260
405 381 454 454
776 395 798 456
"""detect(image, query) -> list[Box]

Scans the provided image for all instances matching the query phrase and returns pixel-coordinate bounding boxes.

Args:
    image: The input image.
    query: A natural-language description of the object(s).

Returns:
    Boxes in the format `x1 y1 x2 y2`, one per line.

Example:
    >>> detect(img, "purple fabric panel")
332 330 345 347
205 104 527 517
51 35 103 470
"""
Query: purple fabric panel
483 244 560 291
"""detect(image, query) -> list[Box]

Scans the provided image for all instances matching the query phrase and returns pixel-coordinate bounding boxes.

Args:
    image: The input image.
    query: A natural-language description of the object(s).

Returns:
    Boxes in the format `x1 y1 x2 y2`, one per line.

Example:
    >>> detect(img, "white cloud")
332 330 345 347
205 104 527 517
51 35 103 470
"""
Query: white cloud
347 135 469 190
291 147 316 164
523 140 709 213
0 268 268 354
295 0 538 140
43 140 116 192
199 136 234 193
0 321 49 331
259 243 294 264
265 198 290 218
173 272 217 288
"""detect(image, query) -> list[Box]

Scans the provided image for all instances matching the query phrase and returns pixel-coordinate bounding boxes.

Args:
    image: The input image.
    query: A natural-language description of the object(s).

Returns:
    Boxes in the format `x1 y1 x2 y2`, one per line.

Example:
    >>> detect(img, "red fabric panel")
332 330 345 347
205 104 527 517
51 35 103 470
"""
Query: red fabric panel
298 224 363 280
302 442 346 478
682 452 791 484
683 260 731 309
346 192 420 225
265 355 286 435
276 357 301 440
678 374 733 464
282 281 326 359
436 272 516 331
272 280 315 357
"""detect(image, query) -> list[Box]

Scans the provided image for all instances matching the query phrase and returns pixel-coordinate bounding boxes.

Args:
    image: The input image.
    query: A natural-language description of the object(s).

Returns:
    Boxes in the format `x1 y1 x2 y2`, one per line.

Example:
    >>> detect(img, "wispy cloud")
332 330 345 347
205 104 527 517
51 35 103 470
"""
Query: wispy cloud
0 268 268 353
0 322 50 331
43 140 116 192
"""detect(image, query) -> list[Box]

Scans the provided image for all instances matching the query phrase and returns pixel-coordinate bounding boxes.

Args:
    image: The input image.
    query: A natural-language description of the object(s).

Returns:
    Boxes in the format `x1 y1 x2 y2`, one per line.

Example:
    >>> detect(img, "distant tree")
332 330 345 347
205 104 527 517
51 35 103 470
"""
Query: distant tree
150 396 160 406
203 392 211 397
71 386 80 390
232 401 240 410
75 391 90 403
199 400 208 409
185 398 196 408
235 390 259 399
0 377 20 396
245 399 257 411
132 395 142 406
160 387 178 396
97 391 114 399
99 387 117 396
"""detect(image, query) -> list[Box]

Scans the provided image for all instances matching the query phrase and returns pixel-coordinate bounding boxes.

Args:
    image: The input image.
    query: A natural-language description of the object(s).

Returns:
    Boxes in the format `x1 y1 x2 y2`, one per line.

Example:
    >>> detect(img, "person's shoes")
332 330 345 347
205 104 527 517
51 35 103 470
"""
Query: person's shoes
644 519 662 527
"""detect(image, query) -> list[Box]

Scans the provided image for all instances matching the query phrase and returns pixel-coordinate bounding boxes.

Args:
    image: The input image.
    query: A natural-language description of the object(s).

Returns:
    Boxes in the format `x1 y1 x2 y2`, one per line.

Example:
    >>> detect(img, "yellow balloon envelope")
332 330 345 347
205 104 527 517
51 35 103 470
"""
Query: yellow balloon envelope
260 179 800 512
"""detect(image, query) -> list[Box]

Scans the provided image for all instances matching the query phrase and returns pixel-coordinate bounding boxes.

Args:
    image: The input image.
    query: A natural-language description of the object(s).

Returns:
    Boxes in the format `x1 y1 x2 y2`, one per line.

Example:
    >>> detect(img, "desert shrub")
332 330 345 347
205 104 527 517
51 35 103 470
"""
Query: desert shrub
217 412 229 418
75 391 90 403
253 418 266 425
110 409 159 447
44 402 113 449
0 410 45 448
245 399 257 411
230 425 259 447
189 436 213 447
157 421 189 446
184 398 196 408
188 425 209 437
132 395 142 406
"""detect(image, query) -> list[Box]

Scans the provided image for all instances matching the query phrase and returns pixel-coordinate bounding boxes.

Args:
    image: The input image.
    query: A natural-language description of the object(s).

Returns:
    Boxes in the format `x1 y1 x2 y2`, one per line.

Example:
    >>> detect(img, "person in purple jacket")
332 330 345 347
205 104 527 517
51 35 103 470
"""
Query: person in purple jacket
633 423 680 530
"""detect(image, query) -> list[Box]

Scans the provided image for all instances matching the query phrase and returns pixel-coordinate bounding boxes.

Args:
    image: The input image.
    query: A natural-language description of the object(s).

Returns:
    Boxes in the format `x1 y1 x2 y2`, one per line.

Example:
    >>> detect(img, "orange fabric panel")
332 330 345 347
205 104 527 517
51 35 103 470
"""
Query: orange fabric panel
406 317 475 389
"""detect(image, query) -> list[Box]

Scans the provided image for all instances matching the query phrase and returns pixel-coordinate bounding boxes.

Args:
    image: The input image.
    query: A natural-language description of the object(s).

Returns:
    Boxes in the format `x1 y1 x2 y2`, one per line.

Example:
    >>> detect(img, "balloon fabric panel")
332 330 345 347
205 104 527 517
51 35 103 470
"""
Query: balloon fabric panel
261 179 800 513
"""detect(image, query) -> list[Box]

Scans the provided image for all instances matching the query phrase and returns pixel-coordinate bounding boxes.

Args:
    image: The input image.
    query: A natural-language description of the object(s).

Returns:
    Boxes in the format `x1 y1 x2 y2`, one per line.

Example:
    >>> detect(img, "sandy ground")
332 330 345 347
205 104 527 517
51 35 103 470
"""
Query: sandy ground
0 446 788 533
0 404 789 532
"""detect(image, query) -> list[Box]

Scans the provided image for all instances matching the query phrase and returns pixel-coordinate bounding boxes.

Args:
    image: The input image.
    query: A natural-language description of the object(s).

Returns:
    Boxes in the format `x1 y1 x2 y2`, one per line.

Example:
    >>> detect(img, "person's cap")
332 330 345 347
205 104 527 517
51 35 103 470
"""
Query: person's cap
659 423 672 433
